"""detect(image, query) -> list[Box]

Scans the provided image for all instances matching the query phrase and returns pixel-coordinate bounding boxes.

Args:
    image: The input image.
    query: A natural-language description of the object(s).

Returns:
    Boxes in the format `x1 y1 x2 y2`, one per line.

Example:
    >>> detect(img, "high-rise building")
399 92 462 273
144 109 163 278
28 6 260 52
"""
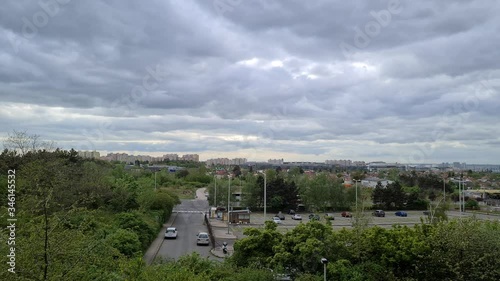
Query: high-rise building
182 154 199 162
78 150 100 159
163 154 179 161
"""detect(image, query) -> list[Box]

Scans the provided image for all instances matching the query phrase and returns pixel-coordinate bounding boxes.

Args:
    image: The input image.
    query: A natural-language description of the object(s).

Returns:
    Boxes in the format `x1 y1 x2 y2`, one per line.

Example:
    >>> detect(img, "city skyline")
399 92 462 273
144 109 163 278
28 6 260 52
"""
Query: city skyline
76 150 500 166
1 1 500 164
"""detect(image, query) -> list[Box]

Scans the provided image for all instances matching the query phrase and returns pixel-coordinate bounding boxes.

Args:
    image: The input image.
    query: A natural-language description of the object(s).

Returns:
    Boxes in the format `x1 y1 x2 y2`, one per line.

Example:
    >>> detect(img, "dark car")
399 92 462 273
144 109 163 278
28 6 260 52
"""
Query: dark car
372 210 385 217
341 211 352 218
308 214 320 221
288 209 296 215
276 213 285 220
395 211 408 217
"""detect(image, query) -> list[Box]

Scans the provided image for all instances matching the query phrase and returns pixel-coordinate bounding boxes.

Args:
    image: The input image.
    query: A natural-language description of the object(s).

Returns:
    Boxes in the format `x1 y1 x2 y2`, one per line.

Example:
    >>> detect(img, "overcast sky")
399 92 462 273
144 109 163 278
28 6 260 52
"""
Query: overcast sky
1 0 499 163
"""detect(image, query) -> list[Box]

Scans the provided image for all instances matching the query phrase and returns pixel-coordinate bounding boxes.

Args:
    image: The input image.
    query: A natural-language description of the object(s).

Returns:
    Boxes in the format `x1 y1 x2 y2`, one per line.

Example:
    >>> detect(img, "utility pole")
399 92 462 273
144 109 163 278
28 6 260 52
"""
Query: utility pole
443 175 446 201
227 176 231 234
263 172 267 221
354 179 361 214
214 176 217 207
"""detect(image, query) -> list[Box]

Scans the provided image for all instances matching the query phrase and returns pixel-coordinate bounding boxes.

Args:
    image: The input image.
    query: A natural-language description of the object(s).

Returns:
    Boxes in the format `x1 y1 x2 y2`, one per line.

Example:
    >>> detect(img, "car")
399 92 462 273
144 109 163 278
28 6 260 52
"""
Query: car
423 210 431 216
275 213 285 220
288 209 296 215
291 214 302 220
273 216 282 224
372 210 385 217
164 227 177 239
325 213 335 220
395 211 408 217
308 214 320 221
341 211 352 218
196 232 210 246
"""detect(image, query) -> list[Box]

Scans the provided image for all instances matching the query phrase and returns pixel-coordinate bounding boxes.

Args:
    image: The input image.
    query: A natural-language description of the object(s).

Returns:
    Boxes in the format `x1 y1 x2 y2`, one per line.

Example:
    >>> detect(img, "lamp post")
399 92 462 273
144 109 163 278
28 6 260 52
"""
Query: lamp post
354 179 361 214
214 176 217 208
227 176 231 234
459 172 463 214
443 175 446 202
262 171 267 221
321 258 328 281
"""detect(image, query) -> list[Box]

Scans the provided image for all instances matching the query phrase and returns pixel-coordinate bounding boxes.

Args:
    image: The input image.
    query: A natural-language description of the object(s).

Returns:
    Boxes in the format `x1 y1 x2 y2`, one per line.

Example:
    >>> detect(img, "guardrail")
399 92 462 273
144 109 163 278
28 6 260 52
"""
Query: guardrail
204 212 216 248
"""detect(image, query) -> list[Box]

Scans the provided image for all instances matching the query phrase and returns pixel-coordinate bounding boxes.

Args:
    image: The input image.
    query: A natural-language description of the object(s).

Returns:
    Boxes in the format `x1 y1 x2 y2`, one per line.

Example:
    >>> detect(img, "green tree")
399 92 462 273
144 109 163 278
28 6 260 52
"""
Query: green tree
232 221 283 268
108 229 142 257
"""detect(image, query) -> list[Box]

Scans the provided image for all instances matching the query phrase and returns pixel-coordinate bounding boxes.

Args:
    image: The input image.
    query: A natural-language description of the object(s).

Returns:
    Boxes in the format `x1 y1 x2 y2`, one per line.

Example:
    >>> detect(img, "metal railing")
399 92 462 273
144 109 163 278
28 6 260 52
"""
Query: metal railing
204 212 216 248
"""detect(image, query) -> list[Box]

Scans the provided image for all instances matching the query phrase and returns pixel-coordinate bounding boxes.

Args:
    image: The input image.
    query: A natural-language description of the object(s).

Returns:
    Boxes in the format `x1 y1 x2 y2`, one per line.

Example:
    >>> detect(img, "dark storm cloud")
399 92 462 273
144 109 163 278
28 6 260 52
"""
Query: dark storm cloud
0 0 499 163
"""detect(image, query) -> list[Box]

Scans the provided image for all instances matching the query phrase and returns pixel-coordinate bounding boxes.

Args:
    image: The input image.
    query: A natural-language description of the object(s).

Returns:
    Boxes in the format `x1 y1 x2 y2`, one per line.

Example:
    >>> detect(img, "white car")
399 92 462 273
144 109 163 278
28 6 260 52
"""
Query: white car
273 217 282 224
196 232 210 245
165 227 177 239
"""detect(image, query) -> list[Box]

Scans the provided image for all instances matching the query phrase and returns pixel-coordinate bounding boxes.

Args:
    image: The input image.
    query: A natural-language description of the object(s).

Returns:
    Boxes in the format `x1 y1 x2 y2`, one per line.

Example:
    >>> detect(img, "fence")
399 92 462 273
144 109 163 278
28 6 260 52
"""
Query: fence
204 212 216 248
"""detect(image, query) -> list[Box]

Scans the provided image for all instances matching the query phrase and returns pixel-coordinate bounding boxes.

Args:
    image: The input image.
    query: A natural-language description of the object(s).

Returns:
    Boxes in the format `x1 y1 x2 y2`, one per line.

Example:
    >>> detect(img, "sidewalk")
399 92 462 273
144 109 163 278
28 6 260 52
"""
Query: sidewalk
208 218 237 239
211 244 234 258
208 217 238 258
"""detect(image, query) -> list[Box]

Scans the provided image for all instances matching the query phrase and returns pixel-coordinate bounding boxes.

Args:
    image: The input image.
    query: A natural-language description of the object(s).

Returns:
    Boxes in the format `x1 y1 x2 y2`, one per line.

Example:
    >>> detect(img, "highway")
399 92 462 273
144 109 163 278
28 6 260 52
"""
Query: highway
156 188 221 261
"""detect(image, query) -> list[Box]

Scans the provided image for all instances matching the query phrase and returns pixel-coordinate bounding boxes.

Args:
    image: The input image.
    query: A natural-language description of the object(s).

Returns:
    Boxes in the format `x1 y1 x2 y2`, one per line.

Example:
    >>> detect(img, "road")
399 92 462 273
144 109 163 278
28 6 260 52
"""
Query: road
156 188 221 261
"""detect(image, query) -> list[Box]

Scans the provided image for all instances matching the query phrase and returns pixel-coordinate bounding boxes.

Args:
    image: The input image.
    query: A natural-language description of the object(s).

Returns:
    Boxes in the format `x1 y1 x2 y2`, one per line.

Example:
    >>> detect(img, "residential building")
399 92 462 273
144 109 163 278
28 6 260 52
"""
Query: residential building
78 150 100 159
163 154 179 161
268 158 284 165
182 154 199 162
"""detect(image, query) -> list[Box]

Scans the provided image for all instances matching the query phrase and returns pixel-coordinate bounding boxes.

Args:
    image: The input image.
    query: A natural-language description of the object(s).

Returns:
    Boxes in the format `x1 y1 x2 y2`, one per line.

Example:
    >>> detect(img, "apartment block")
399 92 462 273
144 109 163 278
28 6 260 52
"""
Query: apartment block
78 150 100 159
181 154 199 162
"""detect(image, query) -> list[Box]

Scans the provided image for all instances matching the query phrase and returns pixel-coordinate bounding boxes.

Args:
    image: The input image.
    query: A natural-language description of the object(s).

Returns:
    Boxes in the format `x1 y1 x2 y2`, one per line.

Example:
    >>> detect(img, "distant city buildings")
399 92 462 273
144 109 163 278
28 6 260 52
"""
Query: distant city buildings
78 151 500 173
181 154 199 162
78 150 100 159
95 152 199 163
268 158 284 165
325 159 366 167
163 154 179 161
206 158 247 166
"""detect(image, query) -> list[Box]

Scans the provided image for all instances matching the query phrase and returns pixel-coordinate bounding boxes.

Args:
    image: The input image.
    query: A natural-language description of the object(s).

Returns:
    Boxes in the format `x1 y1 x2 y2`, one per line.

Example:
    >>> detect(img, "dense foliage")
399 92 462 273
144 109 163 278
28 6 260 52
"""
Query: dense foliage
0 148 180 280
232 219 500 281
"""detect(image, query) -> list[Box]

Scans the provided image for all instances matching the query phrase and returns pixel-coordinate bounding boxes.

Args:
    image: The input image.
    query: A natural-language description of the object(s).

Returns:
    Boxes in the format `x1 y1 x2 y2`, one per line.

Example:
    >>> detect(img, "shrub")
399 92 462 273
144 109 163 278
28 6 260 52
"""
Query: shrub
108 229 141 257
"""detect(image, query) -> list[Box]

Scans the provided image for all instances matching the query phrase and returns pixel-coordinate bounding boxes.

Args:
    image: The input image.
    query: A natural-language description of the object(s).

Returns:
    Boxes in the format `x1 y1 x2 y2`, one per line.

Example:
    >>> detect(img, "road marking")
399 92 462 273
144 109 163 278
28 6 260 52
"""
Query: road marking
172 210 204 213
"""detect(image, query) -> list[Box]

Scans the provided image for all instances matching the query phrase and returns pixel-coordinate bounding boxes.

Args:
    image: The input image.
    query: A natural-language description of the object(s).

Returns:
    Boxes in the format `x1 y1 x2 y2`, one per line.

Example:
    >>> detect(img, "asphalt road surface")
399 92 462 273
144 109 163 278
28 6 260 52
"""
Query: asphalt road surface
156 188 220 261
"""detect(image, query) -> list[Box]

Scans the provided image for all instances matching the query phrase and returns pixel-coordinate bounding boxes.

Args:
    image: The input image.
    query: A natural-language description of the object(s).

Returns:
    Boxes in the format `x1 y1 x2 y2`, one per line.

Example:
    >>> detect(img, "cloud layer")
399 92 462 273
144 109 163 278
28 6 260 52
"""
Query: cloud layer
1 0 499 163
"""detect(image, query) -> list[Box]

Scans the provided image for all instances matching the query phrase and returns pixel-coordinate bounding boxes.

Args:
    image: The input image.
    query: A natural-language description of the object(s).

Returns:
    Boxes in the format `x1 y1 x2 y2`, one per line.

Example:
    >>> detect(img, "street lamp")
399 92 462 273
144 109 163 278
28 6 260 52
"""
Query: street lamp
354 179 361 214
443 175 446 202
459 172 463 214
227 175 231 234
261 171 267 221
214 176 217 208
321 258 328 281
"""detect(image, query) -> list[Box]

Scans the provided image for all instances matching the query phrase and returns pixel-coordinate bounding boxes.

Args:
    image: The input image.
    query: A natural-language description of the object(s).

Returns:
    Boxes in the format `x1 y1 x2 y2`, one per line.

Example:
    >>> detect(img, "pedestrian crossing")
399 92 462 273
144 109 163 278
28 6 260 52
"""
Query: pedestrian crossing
172 210 204 213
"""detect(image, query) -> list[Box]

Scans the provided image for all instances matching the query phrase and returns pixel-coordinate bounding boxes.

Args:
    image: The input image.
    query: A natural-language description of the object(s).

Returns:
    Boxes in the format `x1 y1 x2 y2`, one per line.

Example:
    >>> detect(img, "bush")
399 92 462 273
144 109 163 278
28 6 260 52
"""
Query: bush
108 229 141 257
465 199 479 210
116 212 156 250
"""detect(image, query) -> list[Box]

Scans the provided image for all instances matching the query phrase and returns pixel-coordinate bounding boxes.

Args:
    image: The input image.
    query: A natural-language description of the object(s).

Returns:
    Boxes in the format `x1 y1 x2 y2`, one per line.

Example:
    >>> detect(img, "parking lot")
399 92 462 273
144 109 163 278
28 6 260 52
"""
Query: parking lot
228 210 500 236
